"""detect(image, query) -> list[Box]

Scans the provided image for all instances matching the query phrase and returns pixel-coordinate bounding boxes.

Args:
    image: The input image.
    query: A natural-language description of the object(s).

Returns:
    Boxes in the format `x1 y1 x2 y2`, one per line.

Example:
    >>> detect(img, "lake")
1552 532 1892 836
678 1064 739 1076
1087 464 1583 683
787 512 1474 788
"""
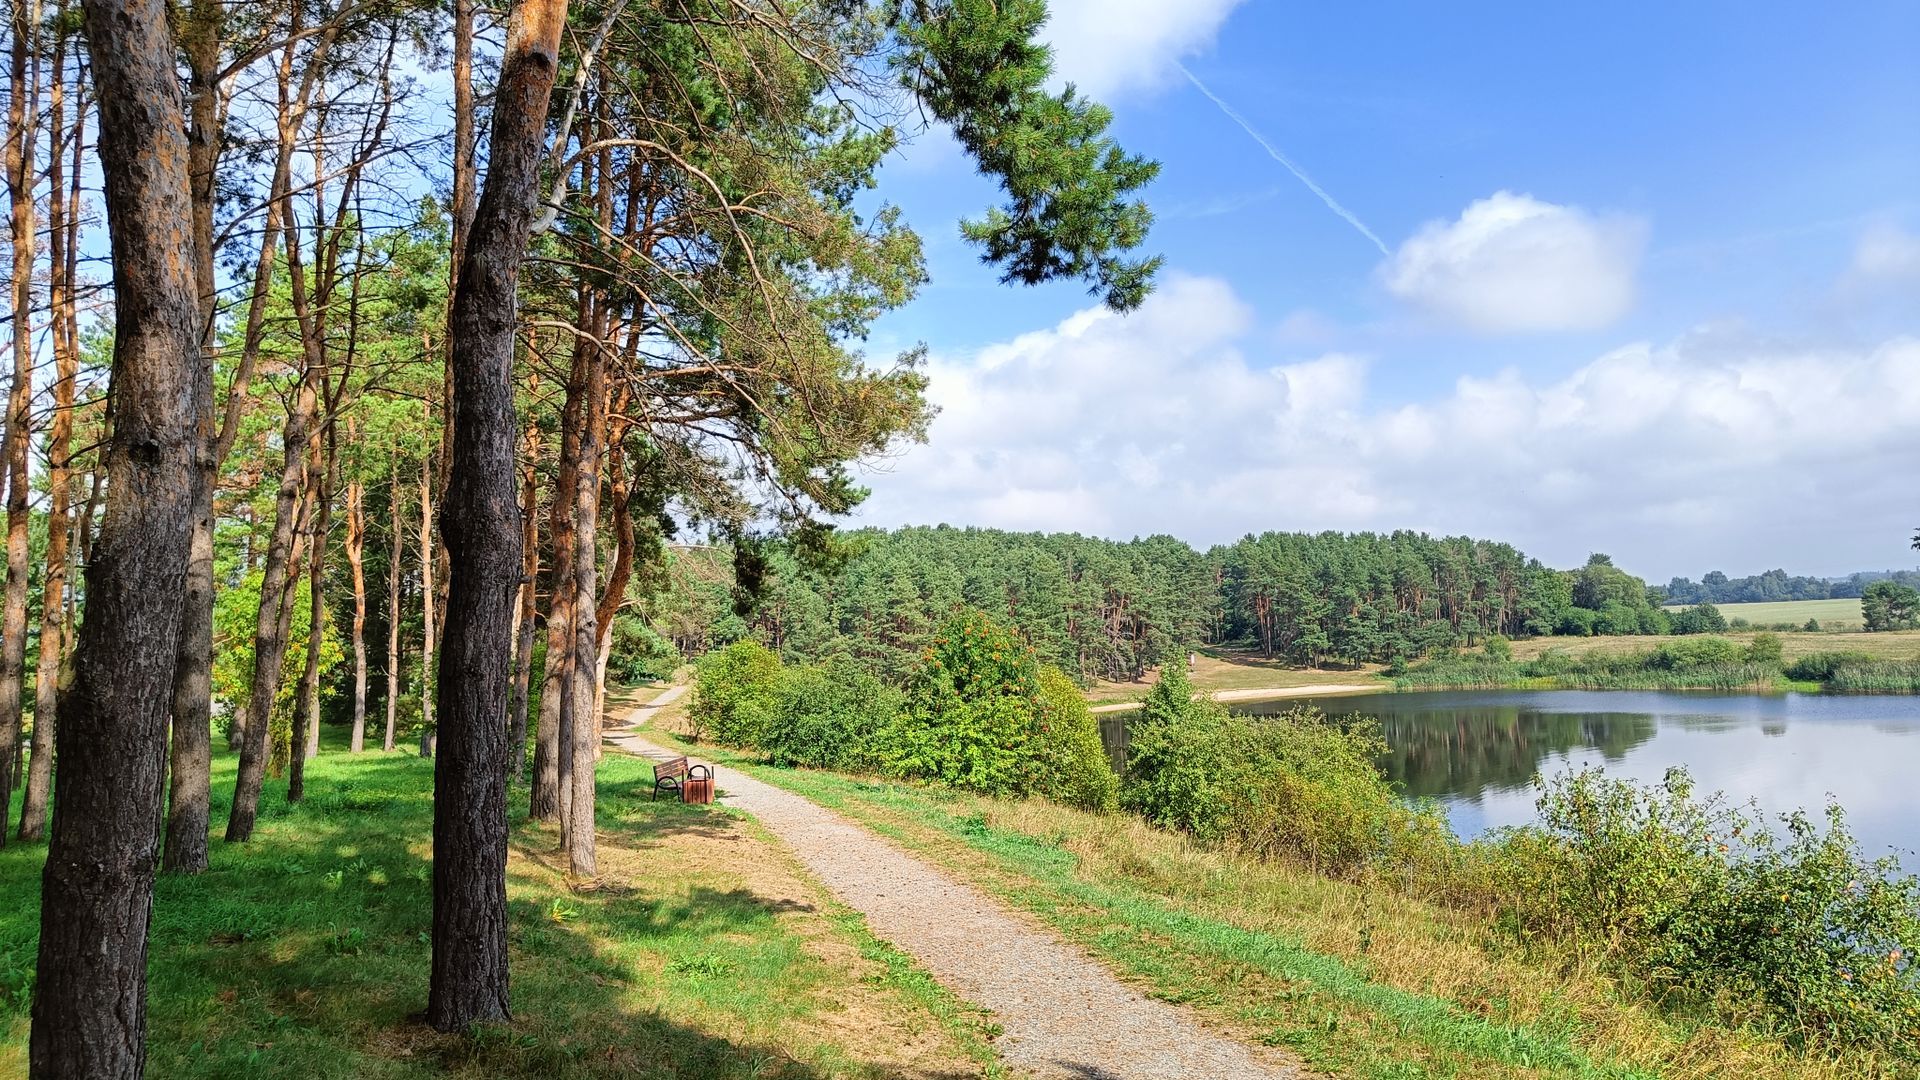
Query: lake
1099 689 1920 862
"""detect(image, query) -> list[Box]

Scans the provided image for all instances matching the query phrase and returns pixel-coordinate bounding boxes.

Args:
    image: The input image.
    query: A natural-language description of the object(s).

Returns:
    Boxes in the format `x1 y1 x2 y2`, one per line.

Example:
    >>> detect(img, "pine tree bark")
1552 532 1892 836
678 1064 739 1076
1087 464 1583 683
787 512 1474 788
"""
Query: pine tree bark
385 457 403 751
418 442 436 757
563 352 604 878
33 0 203 1067
289 430 333 801
507 414 540 779
21 32 80 842
0 0 42 846
347 426 368 752
426 0 568 1032
530 339 586 821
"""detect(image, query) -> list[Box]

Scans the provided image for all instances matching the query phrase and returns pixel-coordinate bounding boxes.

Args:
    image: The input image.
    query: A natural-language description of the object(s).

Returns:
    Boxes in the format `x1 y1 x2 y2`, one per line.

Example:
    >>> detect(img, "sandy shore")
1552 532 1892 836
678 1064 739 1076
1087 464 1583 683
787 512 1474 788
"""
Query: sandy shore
1089 682 1381 714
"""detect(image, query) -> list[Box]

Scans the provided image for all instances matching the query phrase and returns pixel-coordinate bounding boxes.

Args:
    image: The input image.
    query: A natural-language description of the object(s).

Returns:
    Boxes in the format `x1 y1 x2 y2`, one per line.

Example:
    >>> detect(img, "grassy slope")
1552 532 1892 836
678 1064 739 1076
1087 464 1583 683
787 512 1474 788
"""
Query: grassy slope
639 715 1888 1080
0 731 1001 1079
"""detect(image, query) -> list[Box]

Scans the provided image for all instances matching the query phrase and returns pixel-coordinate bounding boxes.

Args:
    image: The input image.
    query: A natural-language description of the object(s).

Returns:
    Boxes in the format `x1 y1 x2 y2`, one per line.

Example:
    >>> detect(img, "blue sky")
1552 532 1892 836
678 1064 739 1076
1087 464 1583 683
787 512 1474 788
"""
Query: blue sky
848 0 1920 582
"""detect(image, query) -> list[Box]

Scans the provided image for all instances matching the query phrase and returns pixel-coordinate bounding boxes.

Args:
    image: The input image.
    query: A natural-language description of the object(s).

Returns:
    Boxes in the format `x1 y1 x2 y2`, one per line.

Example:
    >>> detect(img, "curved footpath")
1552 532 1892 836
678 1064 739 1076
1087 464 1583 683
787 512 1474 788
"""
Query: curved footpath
605 718 1302 1080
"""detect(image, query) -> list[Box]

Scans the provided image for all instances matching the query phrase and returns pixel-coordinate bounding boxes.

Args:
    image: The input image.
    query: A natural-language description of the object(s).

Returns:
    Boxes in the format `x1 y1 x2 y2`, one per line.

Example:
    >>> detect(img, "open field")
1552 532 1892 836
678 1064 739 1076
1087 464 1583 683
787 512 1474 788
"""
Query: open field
0 729 1000 1079
1660 597 1865 629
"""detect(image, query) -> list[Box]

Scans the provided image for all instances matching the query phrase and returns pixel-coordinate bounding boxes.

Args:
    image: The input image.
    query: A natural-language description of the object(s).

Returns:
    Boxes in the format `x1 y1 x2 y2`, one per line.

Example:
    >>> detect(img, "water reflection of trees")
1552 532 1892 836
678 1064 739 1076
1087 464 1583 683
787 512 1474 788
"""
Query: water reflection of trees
1099 704 1657 798
1341 706 1657 798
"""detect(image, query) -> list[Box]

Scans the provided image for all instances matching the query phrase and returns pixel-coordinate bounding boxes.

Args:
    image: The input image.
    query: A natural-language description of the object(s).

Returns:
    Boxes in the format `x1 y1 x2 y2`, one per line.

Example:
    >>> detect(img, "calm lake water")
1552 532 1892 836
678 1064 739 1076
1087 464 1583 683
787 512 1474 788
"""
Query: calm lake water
1099 689 1920 862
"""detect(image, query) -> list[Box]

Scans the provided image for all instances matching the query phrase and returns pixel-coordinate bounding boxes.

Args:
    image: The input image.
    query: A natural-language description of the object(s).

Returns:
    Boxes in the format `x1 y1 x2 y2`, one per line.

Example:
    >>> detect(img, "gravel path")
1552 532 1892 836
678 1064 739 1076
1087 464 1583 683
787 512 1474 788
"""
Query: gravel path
606 726 1300 1080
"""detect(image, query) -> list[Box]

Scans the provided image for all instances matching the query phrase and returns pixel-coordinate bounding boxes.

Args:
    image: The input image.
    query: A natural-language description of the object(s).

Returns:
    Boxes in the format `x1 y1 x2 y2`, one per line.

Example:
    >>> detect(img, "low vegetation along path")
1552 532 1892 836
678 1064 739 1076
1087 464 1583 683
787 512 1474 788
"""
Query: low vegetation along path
604 722 1301 1080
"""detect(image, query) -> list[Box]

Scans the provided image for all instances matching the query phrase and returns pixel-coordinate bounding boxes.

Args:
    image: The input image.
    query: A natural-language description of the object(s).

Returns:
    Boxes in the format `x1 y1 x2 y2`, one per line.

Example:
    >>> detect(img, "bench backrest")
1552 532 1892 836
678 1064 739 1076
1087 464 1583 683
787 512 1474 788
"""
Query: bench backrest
654 756 690 781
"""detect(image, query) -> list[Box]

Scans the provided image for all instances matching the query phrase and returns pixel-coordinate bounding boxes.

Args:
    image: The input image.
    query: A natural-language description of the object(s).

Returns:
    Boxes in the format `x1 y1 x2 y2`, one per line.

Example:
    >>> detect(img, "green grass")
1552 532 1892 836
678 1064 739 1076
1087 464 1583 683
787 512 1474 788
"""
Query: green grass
0 727 999 1078
1660 598 1865 629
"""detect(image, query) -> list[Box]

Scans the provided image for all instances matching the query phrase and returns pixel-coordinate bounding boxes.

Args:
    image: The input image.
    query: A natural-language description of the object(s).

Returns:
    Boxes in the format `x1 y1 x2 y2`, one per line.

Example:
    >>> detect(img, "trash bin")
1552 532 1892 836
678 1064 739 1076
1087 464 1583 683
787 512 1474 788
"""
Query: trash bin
683 764 714 805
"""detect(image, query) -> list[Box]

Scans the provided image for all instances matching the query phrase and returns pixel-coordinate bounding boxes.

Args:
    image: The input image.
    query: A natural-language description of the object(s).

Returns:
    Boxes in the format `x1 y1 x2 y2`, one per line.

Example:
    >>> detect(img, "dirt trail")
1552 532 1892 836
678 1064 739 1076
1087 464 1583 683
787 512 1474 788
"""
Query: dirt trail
604 725 1301 1080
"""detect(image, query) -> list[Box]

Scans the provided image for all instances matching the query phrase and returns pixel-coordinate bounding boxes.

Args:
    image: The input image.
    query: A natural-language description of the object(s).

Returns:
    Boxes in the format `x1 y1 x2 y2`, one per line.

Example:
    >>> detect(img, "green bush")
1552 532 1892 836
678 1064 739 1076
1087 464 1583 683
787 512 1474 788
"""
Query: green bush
689 639 782 746
1125 664 1445 877
876 610 1042 797
1649 636 1744 668
1670 602 1728 635
1744 631 1784 666
1482 768 1920 1058
1482 635 1513 661
761 657 900 771
1032 666 1119 812
606 613 682 685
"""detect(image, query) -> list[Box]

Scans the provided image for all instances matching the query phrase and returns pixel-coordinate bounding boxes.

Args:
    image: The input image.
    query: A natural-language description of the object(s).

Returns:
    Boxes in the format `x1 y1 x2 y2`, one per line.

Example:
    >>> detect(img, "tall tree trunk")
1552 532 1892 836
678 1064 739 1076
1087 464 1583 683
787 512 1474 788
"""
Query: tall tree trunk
21 30 79 842
0 0 42 846
33 0 203 1067
562 333 604 879
507 411 540 779
428 0 568 1032
226 367 320 841
418 441 436 757
347 427 368 752
530 340 586 821
385 457 403 751
289 431 333 800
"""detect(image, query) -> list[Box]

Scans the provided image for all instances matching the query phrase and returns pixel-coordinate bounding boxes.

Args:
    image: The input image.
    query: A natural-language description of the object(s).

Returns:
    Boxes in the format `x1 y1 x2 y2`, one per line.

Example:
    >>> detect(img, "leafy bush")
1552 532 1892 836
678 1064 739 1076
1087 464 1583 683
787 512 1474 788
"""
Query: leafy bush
1482 635 1513 661
1670 602 1728 635
1125 665 1444 877
606 613 682 685
1745 631 1783 666
876 610 1043 797
689 639 782 746
1481 768 1920 1058
761 657 900 771
1032 666 1119 812
1649 636 1743 668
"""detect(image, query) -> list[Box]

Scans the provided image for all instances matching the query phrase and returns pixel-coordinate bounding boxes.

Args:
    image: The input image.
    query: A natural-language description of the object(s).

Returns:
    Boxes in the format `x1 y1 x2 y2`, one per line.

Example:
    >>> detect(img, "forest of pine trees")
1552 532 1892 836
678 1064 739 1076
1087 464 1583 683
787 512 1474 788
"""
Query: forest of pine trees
0 0 1159 1074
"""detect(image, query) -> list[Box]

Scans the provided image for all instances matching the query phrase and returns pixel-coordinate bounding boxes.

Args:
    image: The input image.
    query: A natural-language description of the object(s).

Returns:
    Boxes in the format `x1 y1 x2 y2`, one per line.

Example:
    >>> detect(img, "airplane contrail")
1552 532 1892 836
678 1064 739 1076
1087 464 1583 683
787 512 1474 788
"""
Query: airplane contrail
1176 62 1390 256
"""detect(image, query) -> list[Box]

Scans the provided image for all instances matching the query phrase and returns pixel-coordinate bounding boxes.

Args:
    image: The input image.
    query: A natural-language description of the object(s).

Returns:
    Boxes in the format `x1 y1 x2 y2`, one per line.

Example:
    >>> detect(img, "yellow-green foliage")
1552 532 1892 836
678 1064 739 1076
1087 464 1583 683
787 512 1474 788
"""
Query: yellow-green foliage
688 639 783 745
1032 667 1119 813
212 566 344 754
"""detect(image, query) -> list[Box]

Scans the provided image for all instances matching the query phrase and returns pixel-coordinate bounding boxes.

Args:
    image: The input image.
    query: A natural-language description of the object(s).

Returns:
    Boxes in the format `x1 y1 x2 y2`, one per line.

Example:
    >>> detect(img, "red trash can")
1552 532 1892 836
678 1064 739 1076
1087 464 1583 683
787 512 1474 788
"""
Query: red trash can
682 764 714 805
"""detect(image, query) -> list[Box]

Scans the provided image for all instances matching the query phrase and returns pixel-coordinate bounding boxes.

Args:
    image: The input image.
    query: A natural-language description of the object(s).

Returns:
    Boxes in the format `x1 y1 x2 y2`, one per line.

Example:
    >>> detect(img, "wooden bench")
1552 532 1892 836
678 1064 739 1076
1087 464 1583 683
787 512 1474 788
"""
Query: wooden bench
652 755 690 801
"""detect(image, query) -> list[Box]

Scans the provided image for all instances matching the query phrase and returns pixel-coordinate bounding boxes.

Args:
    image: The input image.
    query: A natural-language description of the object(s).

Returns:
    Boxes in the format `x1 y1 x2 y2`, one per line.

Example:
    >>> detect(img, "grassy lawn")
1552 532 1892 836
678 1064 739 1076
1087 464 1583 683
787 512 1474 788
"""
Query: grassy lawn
638 719 1893 1080
0 729 1001 1079
1657 598 1866 630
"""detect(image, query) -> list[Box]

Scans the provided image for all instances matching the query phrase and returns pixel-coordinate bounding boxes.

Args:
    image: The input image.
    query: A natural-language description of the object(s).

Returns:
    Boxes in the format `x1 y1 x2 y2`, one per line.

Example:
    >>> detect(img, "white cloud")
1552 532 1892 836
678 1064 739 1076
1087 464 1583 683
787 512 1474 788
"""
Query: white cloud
1040 0 1246 99
1846 221 1920 286
1381 192 1647 334
857 275 1920 577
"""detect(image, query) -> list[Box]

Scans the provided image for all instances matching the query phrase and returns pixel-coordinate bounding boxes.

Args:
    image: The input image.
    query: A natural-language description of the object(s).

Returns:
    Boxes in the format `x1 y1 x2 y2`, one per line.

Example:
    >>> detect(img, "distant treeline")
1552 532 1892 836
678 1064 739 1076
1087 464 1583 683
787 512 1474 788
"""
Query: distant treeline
638 528 1700 682
1661 567 1920 605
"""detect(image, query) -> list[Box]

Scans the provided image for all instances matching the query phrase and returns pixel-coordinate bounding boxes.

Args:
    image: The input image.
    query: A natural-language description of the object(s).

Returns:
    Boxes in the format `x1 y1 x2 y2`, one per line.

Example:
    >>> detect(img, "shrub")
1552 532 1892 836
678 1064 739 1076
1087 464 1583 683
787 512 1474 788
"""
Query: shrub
761 657 900 771
606 613 682 685
1744 631 1784 666
1784 651 1876 682
1031 666 1119 812
877 610 1042 797
1485 768 1920 1059
1649 636 1743 669
1482 635 1513 661
1670 602 1728 635
689 639 782 746
1125 669 1445 878
1804 618 1821 632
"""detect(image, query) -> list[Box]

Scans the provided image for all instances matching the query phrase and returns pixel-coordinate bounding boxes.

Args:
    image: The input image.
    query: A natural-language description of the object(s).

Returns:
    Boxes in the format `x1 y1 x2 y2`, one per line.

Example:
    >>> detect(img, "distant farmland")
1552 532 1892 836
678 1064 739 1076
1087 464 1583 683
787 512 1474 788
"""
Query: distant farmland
1662 597 1864 629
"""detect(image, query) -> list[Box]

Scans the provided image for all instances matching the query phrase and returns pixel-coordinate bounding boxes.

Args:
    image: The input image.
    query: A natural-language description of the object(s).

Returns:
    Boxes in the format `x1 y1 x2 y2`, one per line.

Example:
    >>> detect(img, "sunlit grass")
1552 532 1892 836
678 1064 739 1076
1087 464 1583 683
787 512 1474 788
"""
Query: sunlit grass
0 727 998 1078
